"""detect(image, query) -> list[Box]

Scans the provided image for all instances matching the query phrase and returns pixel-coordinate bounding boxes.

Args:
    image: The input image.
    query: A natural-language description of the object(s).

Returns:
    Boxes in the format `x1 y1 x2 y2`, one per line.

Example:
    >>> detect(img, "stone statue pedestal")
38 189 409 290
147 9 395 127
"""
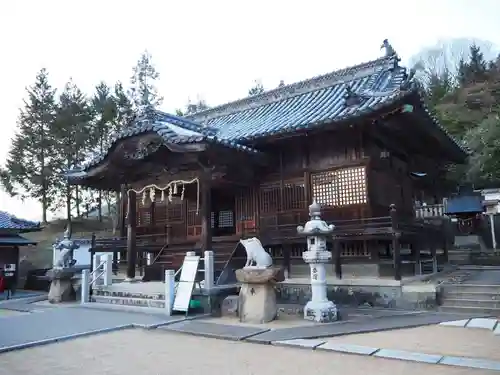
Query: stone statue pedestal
235 267 284 324
47 268 77 304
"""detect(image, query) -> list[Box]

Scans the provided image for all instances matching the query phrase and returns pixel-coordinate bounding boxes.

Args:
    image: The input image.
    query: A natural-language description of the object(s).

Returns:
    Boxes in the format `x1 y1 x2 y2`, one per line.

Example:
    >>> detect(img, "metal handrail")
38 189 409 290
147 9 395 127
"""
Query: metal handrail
174 266 183 278
89 259 107 287
89 260 106 278
151 243 168 265
89 269 106 287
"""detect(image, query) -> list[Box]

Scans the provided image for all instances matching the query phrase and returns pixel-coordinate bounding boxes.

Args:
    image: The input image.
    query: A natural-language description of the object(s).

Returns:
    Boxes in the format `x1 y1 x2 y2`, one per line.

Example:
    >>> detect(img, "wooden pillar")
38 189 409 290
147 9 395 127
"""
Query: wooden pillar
333 236 342 279
443 232 449 264
390 204 401 281
430 236 438 274
200 169 212 251
119 185 127 238
413 238 421 275
126 190 137 280
283 244 291 277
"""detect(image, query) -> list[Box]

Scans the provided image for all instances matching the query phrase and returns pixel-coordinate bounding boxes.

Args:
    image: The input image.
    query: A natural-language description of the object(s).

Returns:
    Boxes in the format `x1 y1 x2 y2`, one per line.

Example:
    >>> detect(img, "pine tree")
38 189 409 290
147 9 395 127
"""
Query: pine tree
176 97 210 116
458 44 488 86
248 80 265 96
114 81 135 131
90 81 117 221
128 50 163 116
52 80 92 221
2 68 57 223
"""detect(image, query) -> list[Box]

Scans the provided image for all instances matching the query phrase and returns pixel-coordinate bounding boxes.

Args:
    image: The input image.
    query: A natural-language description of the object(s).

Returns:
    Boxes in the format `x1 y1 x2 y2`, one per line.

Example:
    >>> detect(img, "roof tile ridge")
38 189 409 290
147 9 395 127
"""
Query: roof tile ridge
187 55 396 123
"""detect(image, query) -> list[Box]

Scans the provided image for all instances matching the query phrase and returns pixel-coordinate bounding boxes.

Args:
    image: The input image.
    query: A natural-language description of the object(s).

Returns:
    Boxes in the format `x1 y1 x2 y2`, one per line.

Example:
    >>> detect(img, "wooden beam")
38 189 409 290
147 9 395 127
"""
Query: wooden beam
126 190 137 280
200 168 212 251
119 185 127 238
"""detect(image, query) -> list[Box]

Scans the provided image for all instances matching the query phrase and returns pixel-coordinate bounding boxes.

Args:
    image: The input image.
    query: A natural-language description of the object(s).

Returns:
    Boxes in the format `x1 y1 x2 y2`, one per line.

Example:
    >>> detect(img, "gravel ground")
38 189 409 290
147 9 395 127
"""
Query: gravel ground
0 329 495 375
325 325 500 361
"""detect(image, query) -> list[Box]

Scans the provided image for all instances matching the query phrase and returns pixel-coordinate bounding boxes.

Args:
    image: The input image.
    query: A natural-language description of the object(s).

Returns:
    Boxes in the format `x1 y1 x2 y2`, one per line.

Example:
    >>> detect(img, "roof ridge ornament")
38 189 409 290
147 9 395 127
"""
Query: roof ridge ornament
381 39 396 57
344 85 364 106
380 39 401 71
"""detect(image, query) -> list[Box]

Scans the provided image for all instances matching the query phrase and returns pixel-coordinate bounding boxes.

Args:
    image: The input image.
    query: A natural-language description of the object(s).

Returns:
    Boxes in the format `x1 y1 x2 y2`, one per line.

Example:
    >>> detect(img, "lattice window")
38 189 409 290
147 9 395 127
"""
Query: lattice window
218 210 234 228
282 179 306 211
167 202 184 222
259 182 280 214
311 166 367 207
236 188 255 221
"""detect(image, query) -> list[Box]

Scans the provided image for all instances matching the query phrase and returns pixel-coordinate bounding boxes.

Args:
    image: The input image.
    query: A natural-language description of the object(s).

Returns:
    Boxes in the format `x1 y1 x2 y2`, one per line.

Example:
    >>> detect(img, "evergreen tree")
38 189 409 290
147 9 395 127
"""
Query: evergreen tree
458 44 488 86
128 50 163 115
176 97 210 116
114 81 135 131
90 81 117 221
248 80 265 96
52 80 92 221
425 70 454 109
2 69 57 222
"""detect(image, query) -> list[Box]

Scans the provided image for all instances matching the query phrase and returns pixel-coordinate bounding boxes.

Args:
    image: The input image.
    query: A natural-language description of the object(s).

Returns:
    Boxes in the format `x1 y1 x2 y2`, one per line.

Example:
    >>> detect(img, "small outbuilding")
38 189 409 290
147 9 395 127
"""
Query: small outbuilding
0 211 41 297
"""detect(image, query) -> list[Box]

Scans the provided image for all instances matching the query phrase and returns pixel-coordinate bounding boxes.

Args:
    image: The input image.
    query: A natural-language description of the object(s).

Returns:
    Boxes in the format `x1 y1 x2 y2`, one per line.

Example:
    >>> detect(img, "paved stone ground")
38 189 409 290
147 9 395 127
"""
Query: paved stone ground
465 270 500 285
323 325 500 362
0 306 178 351
0 291 46 301
245 311 488 343
0 329 491 375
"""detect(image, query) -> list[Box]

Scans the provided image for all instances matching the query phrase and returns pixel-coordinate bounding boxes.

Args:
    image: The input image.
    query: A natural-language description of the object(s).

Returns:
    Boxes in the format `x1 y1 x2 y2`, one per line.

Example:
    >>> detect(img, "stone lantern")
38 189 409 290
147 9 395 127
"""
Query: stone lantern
297 200 338 322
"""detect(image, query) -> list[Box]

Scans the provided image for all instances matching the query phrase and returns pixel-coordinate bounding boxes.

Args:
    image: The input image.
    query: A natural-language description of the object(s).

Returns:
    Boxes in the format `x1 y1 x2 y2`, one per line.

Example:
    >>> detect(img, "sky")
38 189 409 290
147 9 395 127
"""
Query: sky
1 0 500 222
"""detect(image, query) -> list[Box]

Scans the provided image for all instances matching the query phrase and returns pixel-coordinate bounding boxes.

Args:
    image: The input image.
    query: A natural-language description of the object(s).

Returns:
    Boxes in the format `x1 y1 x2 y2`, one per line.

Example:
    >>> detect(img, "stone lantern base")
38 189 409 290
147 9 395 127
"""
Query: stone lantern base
235 267 284 324
46 268 77 304
304 300 338 323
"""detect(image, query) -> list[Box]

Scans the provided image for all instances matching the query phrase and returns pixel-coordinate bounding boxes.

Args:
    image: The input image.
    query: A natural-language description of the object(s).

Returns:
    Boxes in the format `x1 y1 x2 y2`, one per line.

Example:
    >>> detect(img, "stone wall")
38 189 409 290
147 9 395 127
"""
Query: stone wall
275 282 437 310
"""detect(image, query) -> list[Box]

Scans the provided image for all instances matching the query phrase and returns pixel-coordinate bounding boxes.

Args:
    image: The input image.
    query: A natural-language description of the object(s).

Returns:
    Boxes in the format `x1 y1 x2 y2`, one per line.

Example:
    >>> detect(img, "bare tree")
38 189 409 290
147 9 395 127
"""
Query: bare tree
408 38 497 87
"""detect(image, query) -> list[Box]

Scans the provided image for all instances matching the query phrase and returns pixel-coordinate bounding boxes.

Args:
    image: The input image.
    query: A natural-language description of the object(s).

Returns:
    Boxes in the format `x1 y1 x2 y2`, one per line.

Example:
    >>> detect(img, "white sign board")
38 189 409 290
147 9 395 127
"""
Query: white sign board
52 242 102 267
173 255 200 312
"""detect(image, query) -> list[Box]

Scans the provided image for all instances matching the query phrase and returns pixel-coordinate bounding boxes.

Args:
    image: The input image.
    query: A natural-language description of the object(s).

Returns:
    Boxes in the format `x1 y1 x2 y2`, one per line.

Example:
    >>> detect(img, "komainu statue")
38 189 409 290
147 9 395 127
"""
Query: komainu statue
239 237 273 269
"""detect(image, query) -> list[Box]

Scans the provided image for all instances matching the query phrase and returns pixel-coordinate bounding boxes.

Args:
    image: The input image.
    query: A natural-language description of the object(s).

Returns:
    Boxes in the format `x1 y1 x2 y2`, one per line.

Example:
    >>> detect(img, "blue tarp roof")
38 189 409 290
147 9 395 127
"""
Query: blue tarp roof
444 195 484 214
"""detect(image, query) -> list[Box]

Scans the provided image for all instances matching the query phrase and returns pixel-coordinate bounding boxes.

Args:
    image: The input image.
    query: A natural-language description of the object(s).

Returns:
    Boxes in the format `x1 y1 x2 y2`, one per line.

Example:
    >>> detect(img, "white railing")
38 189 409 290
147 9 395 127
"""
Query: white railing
415 203 445 218
81 250 215 317
81 253 112 304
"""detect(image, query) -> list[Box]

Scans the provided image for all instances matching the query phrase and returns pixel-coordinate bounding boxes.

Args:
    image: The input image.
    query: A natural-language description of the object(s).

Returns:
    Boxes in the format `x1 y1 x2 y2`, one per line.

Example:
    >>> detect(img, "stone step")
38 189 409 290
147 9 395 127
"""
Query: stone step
438 305 500 317
91 295 166 308
442 291 500 301
440 284 500 294
93 288 165 300
441 298 500 309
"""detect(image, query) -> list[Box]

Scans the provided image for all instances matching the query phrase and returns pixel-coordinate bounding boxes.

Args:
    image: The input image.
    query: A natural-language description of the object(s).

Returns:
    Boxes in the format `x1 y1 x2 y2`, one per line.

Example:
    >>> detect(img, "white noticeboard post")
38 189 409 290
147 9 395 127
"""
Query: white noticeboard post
173 255 200 314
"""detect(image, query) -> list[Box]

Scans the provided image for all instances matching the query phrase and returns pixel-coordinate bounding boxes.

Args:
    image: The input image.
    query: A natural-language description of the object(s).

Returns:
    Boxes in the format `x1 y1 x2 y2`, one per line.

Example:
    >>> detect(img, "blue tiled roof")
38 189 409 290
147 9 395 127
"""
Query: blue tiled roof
187 55 409 141
78 111 261 171
73 49 466 176
0 212 40 231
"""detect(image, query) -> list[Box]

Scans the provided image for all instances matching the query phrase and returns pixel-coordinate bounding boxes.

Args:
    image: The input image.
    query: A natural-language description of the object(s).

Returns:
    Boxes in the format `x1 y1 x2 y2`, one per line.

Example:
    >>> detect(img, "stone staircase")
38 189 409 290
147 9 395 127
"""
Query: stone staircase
143 239 243 282
439 284 500 316
90 284 167 310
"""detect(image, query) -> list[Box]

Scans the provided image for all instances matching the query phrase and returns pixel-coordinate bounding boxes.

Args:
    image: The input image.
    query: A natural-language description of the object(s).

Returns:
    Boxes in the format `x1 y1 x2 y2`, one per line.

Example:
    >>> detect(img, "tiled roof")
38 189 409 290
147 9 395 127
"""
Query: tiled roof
187 55 409 141
72 44 466 176
78 111 261 171
0 212 40 231
0 234 37 245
